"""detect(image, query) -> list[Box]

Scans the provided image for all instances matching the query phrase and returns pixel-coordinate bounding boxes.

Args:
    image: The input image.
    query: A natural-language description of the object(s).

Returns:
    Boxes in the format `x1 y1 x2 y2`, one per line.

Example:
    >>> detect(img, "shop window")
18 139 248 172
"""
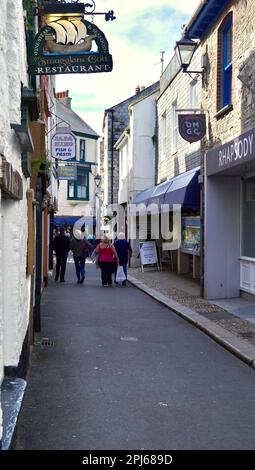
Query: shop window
241 177 255 258
68 169 89 200
217 13 233 111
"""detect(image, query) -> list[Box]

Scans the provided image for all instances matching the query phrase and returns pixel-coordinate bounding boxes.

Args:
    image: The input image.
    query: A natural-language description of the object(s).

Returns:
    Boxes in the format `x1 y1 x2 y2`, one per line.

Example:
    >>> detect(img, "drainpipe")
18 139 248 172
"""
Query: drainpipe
34 178 43 332
108 109 114 205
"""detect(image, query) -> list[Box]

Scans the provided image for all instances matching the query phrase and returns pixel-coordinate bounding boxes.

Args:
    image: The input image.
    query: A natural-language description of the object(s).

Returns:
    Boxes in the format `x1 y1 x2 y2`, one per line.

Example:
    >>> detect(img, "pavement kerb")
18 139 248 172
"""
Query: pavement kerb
128 275 255 369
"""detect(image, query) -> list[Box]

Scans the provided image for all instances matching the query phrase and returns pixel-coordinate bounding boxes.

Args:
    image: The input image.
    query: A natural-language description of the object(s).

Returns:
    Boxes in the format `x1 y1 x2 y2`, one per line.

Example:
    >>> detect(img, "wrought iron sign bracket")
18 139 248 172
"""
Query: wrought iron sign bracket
37 1 116 21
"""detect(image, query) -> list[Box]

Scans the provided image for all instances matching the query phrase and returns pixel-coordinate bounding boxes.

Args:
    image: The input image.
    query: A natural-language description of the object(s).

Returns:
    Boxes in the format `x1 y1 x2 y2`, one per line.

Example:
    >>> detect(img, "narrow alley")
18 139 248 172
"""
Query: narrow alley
14 262 255 450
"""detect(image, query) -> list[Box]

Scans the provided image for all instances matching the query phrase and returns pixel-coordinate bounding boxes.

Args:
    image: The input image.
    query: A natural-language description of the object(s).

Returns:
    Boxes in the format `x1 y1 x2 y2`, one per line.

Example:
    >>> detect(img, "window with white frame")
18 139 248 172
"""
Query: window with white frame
161 112 167 161
171 100 177 154
80 139 86 161
120 143 128 180
190 80 199 109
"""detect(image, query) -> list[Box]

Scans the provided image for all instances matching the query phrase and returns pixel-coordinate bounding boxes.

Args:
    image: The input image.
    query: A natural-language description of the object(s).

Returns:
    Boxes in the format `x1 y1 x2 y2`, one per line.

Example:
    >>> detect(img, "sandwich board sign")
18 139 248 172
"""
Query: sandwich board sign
139 241 160 272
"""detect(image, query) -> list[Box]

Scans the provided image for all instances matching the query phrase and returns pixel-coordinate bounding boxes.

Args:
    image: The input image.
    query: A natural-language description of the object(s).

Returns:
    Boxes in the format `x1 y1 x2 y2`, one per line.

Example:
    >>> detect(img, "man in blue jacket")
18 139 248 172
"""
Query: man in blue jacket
114 232 132 286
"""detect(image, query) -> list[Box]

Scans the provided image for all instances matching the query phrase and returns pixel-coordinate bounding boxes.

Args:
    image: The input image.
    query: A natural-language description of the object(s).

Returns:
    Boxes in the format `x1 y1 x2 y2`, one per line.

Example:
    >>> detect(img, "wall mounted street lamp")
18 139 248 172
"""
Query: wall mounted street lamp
175 37 206 77
94 173 101 188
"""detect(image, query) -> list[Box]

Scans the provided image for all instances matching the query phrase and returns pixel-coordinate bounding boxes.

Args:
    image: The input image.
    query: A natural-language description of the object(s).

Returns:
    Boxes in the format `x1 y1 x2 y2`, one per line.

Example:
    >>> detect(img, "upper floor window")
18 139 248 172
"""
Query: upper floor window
190 80 199 109
161 112 167 161
68 168 89 200
171 100 177 155
80 139 86 161
217 13 233 111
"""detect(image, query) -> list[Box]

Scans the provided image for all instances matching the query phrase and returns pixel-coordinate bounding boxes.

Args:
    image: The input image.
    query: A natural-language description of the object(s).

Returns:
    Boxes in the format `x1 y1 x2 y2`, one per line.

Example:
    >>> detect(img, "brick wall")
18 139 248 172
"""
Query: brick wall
157 50 201 183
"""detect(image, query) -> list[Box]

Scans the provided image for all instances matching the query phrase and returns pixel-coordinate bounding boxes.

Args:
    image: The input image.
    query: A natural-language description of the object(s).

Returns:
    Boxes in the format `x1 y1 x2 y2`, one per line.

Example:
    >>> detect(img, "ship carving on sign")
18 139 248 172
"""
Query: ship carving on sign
45 20 97 53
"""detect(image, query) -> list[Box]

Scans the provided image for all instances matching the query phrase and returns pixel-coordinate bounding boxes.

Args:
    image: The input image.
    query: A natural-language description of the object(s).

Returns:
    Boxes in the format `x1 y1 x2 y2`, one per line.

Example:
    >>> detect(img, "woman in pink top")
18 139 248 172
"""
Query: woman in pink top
96 234 119 286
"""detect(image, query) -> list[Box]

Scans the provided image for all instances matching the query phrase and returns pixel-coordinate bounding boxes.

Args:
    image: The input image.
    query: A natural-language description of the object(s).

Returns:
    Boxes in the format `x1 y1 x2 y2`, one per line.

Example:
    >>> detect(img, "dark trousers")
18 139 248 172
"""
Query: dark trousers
99 261 113 285
74 256 86 281
55 255 67 281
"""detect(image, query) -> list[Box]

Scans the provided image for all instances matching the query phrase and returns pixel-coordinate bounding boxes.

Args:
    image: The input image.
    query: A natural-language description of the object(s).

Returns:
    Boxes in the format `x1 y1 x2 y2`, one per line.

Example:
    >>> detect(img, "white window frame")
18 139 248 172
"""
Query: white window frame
171 100 177 155
160 111 167 162
190 80 199 110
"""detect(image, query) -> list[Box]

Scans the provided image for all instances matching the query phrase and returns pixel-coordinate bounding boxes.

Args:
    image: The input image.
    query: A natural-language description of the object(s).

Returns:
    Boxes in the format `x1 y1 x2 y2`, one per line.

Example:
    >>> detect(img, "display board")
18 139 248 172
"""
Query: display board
139 241 160 272
181 216 200 255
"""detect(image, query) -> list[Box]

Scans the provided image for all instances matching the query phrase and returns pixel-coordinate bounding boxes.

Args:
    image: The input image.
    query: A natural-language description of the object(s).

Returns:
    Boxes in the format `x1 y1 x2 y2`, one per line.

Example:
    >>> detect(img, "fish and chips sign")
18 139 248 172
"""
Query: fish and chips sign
29 16 113 76
178 114 206 143
51 129 76 161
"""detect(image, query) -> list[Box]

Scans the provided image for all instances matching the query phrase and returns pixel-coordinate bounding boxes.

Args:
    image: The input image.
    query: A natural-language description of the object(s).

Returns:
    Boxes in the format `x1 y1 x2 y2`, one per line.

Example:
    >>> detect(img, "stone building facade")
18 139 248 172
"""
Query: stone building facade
185 0 255 298
157 51 201 183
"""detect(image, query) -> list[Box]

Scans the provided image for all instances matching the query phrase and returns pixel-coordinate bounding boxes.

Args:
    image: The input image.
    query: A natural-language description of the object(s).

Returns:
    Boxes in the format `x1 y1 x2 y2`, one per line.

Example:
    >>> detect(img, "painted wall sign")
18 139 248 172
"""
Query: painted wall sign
178 114 206 143
206 127 255 176
51 130 76 160
0 155 23 200
58 165 77 181
29 19 113 75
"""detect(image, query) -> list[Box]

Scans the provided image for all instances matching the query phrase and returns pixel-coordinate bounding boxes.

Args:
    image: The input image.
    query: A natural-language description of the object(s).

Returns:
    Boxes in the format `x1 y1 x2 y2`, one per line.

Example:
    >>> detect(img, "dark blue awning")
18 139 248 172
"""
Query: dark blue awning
163 168 200 211
132 168 200 213
54 215 96 226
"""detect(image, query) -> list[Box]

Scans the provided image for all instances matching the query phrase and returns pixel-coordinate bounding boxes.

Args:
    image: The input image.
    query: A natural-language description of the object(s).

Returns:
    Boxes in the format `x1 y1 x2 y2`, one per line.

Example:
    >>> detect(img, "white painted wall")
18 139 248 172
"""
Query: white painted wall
128 91 159 203
204 176 240 299
0 0 30 441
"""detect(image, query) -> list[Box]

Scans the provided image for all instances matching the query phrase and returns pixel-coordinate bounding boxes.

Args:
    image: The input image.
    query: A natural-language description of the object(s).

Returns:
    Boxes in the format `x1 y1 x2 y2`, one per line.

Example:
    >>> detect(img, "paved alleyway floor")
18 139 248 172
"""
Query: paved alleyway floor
14 262 255 450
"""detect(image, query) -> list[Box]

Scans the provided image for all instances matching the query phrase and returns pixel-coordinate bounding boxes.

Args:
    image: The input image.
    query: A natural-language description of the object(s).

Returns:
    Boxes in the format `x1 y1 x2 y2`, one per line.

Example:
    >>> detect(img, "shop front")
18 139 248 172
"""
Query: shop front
205 127 255 299
131 167 200 276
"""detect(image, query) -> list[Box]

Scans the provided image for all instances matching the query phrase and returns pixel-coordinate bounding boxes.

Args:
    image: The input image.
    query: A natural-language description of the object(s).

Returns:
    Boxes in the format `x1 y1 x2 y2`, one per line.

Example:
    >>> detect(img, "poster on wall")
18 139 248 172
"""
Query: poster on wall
139 241 160 272
181 216 200 255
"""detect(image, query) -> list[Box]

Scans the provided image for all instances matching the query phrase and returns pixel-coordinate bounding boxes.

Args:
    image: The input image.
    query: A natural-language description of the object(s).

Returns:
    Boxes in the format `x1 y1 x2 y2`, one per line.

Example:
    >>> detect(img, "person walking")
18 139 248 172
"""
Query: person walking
114 232 132 286
70 229 92 284
96 234 119 286
53 227 70 282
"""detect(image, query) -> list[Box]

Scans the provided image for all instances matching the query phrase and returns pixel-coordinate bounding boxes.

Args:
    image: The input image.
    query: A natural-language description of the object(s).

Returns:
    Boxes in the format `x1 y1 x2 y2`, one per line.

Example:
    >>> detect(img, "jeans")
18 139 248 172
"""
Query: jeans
74 256 86 281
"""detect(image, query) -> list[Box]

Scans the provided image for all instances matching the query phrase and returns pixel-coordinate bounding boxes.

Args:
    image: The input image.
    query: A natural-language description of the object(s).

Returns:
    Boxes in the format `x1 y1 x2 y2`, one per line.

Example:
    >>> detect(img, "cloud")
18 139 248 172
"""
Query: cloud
57 0 200 135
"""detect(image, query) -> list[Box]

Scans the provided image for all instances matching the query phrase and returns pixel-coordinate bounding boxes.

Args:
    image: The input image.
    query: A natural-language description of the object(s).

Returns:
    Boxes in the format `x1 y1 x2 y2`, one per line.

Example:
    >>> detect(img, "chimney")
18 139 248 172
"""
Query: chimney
135 85 140 94
56 90 72 109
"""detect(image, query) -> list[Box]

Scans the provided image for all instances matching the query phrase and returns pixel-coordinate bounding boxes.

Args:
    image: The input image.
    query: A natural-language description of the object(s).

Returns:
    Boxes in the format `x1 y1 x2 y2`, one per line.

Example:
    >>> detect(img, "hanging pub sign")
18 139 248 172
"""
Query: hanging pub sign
29 19 113 75
51 128 76 160
58 165 77 181
178 114 206 143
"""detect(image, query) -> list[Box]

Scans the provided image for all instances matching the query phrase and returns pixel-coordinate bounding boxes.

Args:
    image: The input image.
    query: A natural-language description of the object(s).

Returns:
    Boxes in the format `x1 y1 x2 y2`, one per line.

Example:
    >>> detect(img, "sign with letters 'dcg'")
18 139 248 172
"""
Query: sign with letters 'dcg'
178 114 206 143
51 130 76 160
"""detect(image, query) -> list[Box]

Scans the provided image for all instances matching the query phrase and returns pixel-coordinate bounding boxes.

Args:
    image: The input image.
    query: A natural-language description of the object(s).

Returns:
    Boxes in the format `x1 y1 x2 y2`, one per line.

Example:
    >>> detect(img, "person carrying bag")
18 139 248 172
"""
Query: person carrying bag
96 234 119 286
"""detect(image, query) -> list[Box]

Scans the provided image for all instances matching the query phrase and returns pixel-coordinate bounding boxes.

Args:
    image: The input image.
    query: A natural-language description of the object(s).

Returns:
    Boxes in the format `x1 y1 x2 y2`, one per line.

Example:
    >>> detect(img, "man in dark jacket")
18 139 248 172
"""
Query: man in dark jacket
53 227 70 282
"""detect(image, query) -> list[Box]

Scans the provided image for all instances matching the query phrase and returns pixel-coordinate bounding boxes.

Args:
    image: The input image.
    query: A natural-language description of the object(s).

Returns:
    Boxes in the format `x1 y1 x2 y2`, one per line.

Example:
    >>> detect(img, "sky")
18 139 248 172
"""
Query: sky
56 0 200 136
